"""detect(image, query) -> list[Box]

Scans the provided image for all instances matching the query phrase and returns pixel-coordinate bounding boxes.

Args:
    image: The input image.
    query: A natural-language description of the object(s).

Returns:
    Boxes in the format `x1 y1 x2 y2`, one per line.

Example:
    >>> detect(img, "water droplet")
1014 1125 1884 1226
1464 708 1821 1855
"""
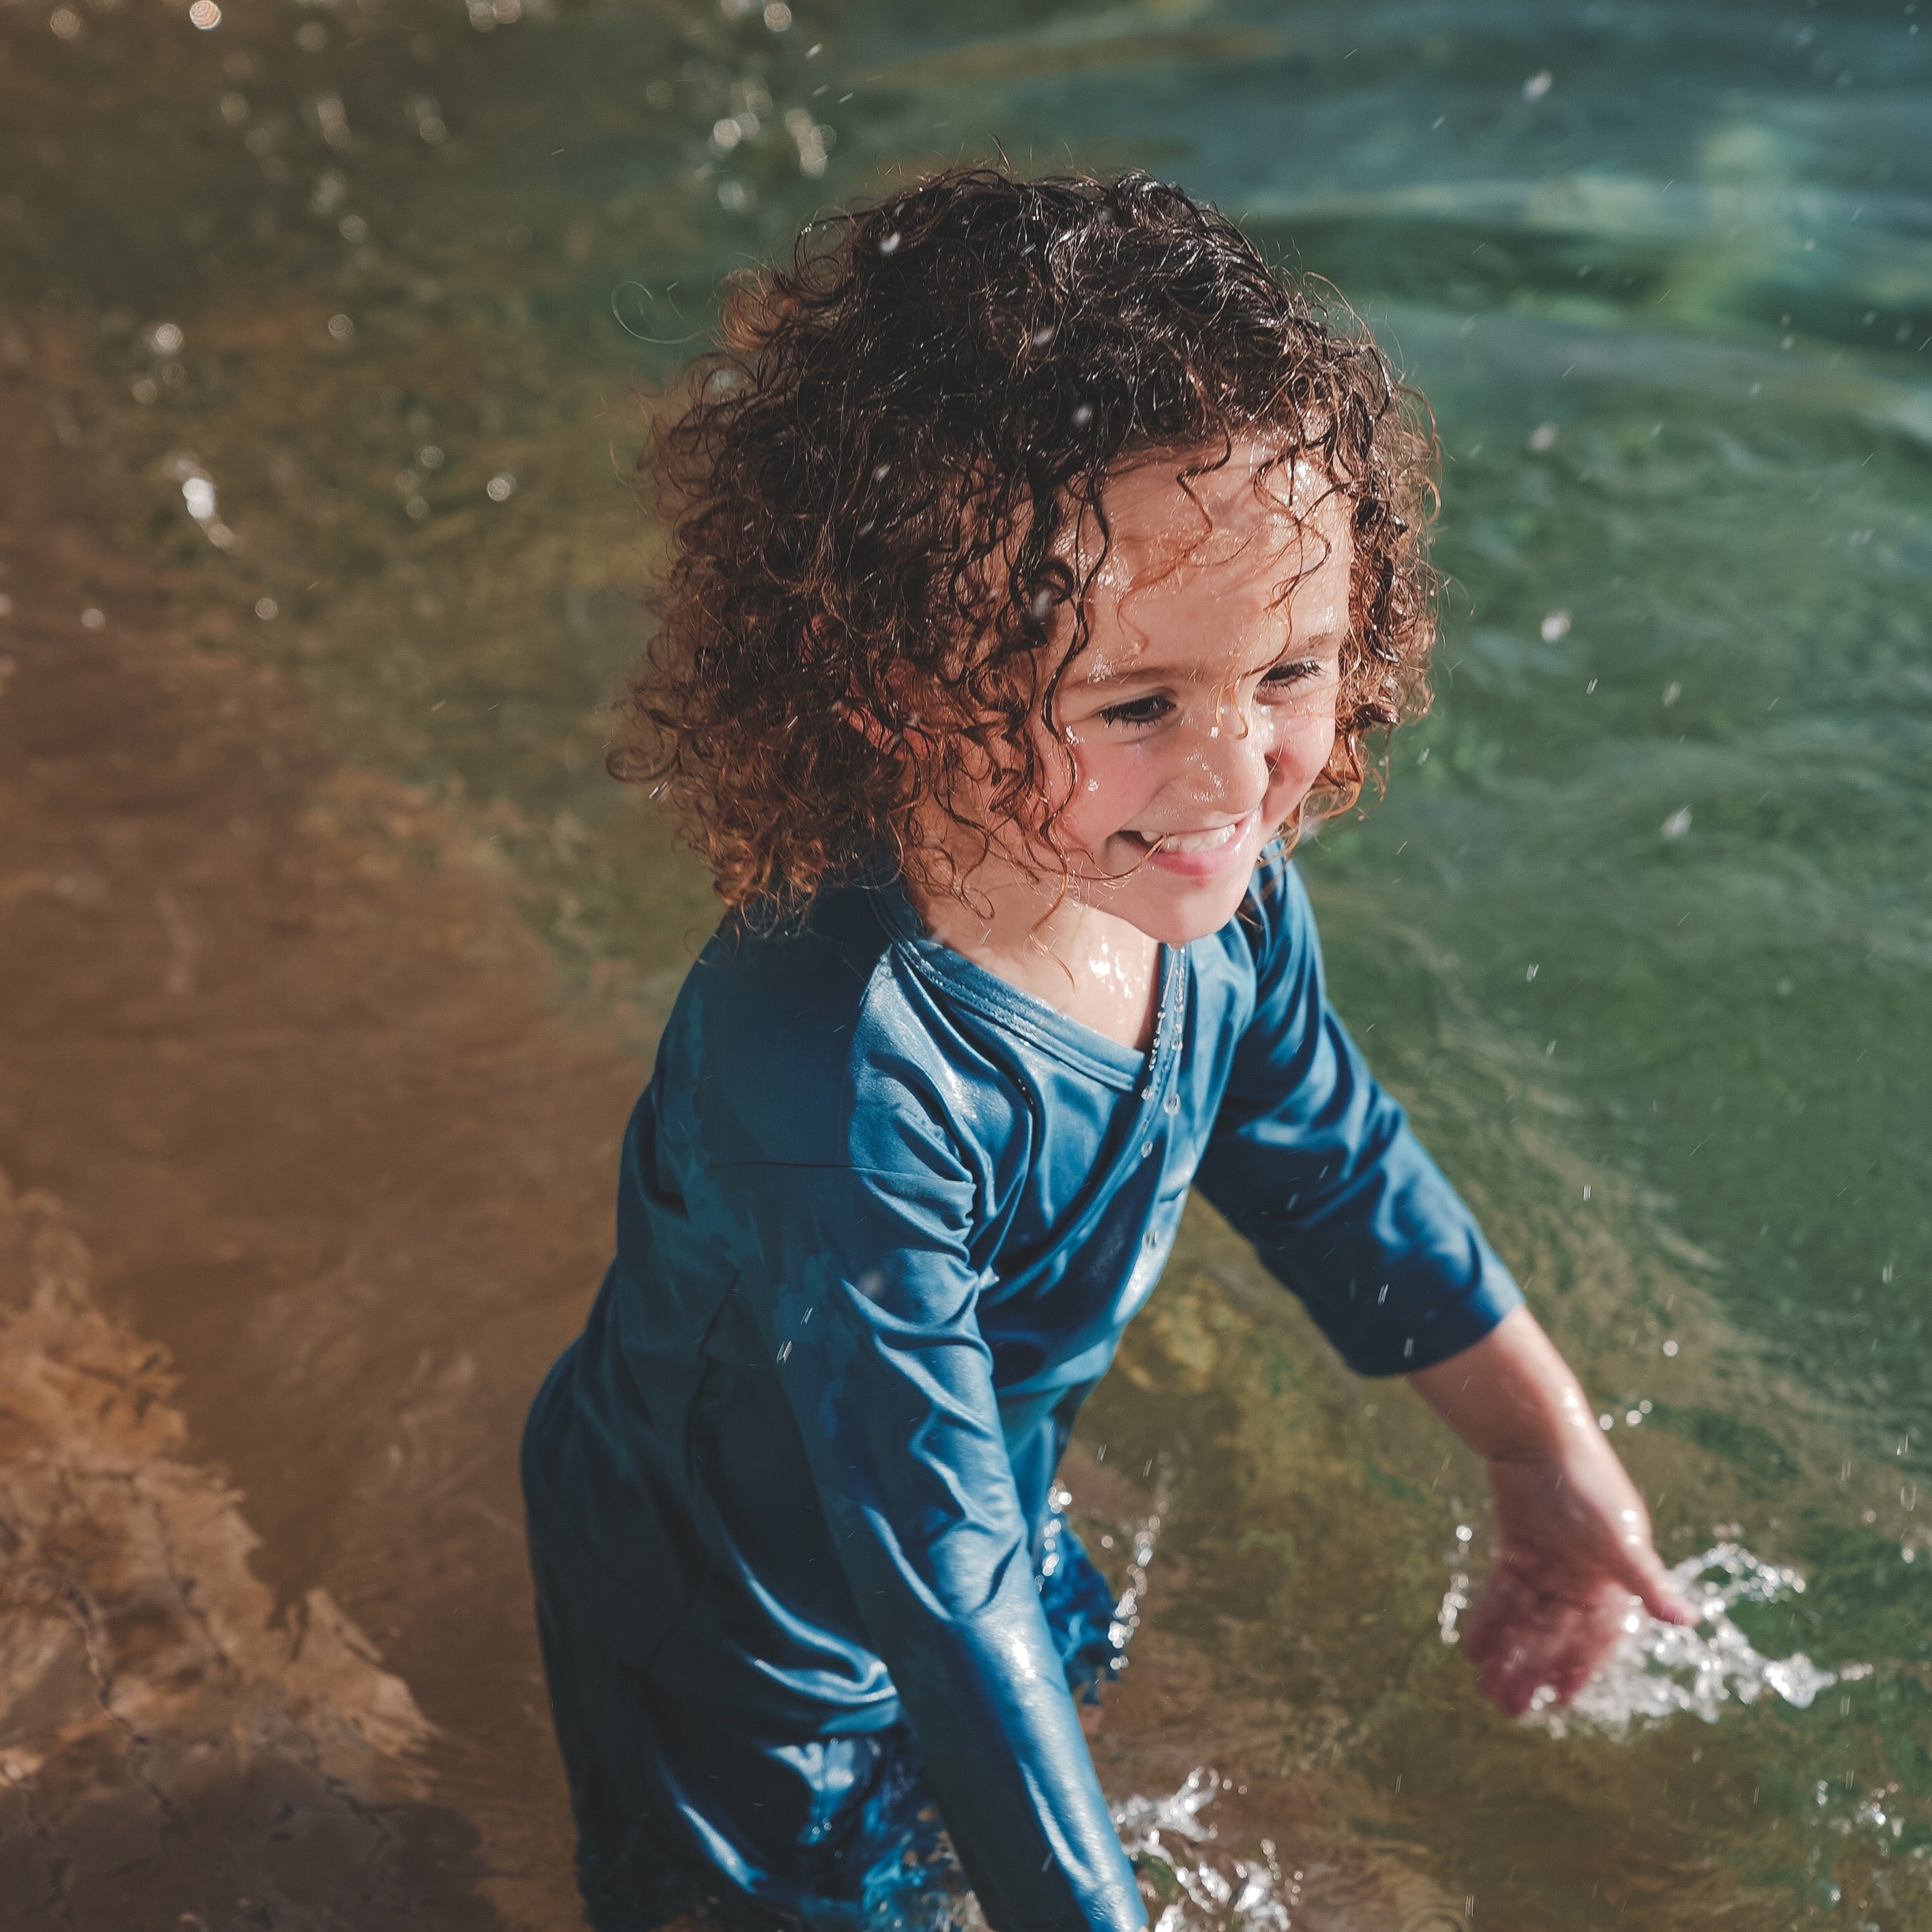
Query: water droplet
486 472 516 502
1539 609 1571 642
1661 806 1693 840
254 598 278 621
877 229 901 255
1523 68 1553 98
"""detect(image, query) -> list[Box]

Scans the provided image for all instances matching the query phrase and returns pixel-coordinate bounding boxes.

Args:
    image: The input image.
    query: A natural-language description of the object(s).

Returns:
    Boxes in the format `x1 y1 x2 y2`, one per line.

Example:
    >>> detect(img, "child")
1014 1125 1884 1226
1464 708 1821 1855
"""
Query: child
521 169 1691 1932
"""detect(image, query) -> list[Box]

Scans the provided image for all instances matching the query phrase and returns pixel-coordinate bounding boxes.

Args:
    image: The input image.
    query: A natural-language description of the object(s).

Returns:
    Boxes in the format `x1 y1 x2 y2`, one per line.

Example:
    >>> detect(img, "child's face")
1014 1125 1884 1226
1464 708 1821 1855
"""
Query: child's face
1041 442 1350 946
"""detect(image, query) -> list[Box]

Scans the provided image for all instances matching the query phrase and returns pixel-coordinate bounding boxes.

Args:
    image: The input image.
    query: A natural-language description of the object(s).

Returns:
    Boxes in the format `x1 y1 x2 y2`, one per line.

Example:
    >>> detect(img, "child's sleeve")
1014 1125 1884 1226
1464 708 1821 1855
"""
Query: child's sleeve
727 1143 1146 1932
1195 855 1523 1375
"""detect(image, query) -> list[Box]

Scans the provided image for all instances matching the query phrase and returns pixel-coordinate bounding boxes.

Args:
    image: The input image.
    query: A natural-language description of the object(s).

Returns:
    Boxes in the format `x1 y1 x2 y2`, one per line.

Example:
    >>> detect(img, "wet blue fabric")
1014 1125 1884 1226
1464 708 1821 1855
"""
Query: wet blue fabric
521 847 1522 1932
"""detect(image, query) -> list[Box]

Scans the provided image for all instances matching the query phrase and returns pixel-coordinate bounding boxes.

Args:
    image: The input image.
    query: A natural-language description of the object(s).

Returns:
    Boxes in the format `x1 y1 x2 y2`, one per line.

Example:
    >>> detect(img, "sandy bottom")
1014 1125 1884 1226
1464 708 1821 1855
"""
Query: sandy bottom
0 327 642 1927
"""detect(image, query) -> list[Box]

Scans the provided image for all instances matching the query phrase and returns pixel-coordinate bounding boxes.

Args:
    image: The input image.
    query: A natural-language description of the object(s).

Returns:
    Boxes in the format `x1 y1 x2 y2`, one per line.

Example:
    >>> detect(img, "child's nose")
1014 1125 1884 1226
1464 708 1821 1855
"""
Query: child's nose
1176 694 1272 807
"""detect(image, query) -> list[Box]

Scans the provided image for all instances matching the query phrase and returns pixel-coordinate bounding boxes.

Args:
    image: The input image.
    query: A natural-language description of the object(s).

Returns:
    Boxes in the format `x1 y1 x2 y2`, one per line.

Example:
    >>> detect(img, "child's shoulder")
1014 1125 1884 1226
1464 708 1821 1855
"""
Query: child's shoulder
656 880 1010 1179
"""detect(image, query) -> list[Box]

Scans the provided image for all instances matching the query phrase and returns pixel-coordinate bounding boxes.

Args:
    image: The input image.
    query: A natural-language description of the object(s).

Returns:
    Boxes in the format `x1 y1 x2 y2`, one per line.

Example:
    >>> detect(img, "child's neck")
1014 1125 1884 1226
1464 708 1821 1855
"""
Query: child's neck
909 871 1162 1054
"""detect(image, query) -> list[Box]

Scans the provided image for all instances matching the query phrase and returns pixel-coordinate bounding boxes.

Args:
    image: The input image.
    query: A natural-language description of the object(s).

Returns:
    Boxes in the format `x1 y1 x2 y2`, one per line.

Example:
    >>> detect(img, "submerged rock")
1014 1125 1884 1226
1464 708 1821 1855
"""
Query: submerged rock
0 1172 438 1927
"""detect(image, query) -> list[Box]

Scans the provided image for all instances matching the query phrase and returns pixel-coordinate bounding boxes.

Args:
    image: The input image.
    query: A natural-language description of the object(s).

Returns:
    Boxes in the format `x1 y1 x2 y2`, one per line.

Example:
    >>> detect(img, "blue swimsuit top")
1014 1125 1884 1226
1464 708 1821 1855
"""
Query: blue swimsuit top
522 846 1521 1932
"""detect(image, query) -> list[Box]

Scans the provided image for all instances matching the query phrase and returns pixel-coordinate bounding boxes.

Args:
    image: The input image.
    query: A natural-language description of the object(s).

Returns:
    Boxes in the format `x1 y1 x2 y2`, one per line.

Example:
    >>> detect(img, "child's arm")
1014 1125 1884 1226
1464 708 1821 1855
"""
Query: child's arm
1408 1306 1695 1714
742 1154 1146 1932
1195 855 1523 1375
1195 852 1690 1712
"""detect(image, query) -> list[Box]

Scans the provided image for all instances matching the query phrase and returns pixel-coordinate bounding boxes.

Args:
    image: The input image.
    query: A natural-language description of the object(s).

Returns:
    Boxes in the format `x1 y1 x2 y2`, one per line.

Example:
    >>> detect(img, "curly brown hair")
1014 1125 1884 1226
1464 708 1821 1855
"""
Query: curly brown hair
612 167 1439 923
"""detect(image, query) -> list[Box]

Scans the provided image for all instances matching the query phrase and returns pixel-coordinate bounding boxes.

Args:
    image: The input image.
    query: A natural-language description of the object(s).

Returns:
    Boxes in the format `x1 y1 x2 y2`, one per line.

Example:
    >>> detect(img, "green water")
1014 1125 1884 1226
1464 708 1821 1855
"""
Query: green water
7 0 1931 1923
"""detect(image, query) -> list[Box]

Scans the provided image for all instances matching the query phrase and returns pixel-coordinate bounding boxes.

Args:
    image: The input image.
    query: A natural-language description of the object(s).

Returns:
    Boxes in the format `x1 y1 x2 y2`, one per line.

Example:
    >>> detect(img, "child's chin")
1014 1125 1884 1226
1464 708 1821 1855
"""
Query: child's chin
1115 867 1257 946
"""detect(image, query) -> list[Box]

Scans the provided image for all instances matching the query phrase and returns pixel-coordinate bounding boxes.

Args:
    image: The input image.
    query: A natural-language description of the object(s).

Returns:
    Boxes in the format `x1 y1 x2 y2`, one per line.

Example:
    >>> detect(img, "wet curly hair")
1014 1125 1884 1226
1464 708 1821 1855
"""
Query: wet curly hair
612 166 1439 923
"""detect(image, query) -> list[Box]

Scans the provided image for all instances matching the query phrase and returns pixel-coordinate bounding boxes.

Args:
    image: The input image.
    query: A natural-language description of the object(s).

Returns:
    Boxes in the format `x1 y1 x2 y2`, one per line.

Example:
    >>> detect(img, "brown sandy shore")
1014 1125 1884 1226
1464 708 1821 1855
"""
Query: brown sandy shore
0 327 634 1928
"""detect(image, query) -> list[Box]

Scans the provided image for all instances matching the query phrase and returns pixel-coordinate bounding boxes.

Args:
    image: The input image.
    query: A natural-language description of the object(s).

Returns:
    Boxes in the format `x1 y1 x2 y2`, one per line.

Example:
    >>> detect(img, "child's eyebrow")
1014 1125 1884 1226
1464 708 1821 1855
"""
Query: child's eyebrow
1072 630 1345 686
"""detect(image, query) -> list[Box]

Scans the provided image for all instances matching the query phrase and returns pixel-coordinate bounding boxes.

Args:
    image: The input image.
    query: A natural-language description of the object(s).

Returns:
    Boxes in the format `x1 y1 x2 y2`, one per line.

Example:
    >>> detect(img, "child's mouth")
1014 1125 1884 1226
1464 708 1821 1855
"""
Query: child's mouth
1119 810 1257 875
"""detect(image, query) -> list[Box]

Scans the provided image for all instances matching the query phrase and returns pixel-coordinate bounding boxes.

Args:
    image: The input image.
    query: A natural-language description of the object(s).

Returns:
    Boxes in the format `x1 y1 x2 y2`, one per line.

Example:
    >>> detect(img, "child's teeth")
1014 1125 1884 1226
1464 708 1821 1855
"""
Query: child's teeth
1160 823 1238 853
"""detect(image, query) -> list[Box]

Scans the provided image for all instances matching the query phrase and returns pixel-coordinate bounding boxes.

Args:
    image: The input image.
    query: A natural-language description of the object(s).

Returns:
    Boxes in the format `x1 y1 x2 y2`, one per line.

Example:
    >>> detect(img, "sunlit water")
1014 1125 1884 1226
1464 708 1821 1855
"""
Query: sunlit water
4 0 1930 1924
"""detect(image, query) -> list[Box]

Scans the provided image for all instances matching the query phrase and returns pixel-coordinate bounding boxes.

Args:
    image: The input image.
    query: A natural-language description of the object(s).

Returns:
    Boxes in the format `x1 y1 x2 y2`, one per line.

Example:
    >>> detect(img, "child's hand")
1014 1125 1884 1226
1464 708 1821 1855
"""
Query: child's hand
1463 1443 1697 1716
1407 1306 1697 1715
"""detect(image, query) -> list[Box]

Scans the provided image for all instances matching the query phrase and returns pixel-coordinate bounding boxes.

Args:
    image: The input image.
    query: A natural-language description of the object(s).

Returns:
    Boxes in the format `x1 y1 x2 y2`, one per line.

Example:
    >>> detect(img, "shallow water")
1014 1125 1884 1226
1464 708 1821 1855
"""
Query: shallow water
3 0 1930 1925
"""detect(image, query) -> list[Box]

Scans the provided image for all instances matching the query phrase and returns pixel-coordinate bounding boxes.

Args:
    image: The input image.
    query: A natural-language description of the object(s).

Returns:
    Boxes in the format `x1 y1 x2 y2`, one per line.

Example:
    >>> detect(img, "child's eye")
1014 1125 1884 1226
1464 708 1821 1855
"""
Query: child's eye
1098 692 1173 728
1260 658 1328 692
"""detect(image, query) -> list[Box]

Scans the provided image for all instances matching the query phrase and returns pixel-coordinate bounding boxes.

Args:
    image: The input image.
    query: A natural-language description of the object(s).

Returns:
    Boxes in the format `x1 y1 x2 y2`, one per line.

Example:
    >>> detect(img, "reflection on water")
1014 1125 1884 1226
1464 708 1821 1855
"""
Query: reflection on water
3 0 1930 1924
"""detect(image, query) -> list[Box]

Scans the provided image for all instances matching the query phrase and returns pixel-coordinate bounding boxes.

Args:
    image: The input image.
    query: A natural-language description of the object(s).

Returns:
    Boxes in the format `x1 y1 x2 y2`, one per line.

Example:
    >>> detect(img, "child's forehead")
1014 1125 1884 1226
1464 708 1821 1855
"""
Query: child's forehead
1080 449 1351 598
1062 478 1351 682
1089 444 1345 570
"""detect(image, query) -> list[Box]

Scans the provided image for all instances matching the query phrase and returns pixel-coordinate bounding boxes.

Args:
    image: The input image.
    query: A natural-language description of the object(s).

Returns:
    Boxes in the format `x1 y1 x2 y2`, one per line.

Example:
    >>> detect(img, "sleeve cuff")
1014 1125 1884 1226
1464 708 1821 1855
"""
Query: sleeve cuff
1334 1257 1525 1378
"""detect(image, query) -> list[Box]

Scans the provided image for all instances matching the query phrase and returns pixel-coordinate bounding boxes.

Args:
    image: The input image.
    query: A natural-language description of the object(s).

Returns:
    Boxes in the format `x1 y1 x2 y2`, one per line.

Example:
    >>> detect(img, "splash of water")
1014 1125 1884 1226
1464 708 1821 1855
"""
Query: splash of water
1115 1769 1298 1932
1492 1541 1846 1736
891 1534 1858 1932
883 1497 1298 1932
1107 1511 1162 1658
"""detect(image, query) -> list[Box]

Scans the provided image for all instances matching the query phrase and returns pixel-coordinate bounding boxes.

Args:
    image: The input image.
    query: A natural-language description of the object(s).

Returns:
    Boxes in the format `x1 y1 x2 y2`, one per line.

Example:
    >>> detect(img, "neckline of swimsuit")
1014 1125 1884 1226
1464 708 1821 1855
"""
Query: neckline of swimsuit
866 874 1186 1098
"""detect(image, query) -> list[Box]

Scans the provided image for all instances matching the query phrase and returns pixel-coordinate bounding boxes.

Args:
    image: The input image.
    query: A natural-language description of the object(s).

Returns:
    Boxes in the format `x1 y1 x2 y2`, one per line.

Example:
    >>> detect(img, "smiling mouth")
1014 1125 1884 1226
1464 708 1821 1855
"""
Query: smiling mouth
1121 811 1254 856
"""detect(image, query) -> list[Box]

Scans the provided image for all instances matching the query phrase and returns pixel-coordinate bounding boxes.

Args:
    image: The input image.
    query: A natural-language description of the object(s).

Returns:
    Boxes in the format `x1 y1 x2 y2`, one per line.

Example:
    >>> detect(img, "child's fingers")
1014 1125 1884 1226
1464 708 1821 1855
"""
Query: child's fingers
1543 1592 1632 1706
1466 1572 1637 1712
1461 1564 1531 1665
1471 1591 1585 1713
1614 1547 1699 1627
1478 1619 1573 1716
1550 1657 1594 1704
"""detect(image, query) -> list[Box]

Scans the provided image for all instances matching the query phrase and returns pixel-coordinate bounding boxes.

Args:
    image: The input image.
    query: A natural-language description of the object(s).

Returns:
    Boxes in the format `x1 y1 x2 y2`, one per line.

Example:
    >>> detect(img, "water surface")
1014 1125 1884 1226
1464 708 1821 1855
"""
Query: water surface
3 0 1929 1925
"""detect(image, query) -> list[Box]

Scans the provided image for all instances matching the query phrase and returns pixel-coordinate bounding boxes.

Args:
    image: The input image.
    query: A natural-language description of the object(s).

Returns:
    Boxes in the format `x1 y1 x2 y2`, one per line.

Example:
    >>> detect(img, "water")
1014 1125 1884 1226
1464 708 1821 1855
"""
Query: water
3 0 1930 1925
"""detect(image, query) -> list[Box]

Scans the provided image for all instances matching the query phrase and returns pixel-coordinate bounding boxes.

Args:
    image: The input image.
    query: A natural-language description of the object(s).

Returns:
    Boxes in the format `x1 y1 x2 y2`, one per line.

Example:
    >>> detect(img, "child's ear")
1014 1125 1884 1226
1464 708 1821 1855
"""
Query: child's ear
835 700 933 761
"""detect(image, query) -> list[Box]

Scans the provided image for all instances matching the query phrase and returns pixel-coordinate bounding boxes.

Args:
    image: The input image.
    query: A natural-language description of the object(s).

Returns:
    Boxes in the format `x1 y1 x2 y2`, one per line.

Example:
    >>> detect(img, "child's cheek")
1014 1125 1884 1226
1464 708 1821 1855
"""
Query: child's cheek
1054 744 1119 851
1268 710 1338 810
